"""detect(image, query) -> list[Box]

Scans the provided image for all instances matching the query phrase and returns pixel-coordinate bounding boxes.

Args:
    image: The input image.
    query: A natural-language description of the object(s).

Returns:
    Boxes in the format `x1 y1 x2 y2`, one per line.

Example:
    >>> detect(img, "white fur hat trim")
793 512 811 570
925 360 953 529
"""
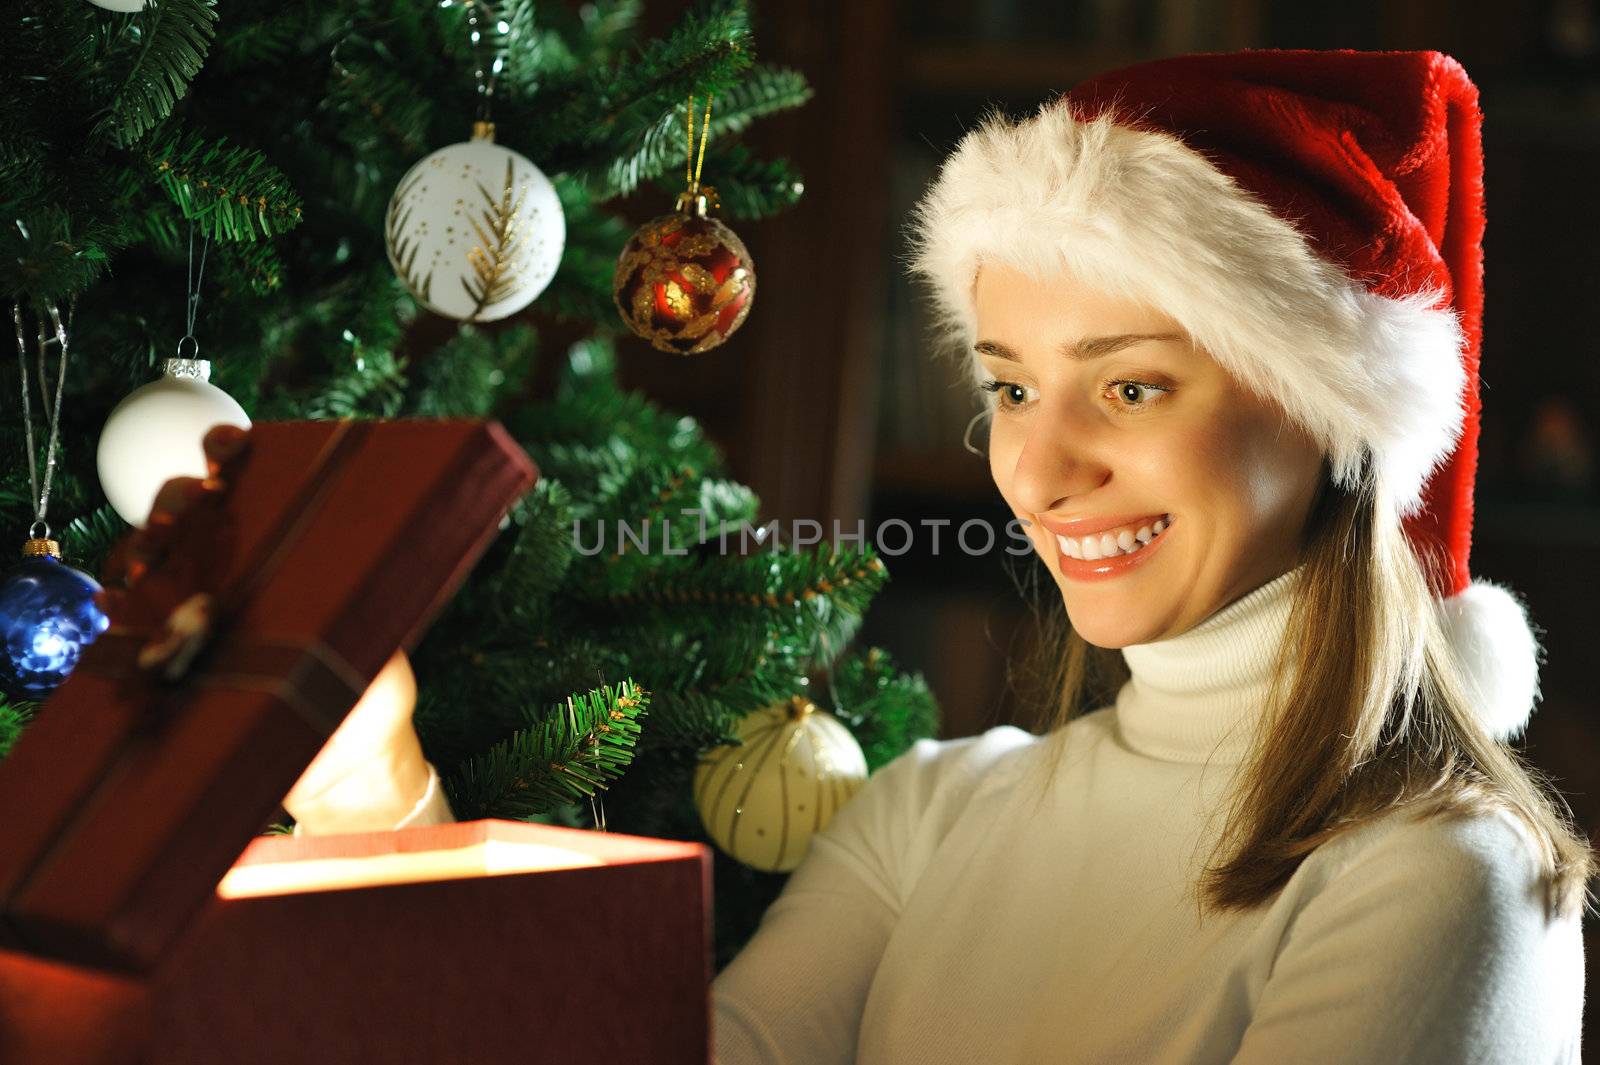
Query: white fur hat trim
905 104 1471 521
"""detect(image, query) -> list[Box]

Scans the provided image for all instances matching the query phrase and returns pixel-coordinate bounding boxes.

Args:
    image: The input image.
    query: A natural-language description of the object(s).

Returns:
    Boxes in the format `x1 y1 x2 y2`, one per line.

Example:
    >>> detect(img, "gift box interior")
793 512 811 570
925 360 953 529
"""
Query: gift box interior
0 419 715 1065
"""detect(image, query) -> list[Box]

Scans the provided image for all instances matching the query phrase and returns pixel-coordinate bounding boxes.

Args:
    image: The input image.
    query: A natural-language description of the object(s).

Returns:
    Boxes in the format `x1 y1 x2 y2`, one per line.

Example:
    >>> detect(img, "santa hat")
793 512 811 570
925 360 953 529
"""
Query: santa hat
907 49 1542 741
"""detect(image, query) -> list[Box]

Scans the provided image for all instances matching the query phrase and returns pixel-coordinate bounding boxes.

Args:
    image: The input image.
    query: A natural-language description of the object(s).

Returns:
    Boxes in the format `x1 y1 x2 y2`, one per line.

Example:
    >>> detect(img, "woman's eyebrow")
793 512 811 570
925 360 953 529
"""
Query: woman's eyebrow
974 333 1187 362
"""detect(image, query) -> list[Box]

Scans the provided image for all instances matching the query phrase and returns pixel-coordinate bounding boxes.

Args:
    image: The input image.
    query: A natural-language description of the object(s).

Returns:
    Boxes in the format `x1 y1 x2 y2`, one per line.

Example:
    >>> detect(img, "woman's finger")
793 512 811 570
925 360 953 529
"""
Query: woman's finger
202 424 250 477
100 429 248 588
144 477 208 531
104 477 209 586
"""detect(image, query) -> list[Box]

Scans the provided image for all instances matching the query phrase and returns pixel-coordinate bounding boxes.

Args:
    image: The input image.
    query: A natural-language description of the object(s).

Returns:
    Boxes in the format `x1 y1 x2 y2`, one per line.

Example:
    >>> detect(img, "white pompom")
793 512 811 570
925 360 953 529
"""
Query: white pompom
96 358 251 528
1437 579 1543 742
384 134 565 323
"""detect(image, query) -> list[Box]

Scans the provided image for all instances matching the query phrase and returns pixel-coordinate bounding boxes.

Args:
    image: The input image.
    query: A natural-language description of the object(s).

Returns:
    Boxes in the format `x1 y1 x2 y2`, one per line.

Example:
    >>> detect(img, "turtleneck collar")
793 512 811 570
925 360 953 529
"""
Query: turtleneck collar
1113 563 1304 765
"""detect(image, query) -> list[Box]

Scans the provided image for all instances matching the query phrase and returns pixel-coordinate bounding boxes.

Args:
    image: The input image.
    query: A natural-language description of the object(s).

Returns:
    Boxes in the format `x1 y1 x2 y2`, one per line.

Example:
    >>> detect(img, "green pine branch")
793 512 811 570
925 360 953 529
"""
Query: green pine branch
142 129 304 242
534 182 635 325
0 697 37 763
498 0 643 89
494 0 574 89
280 340 409 420
829 646 941 772
213 5 310 68
326 48 437 164
677 142 805 220
591 544 889 674
412 626 632 766
443 678 650 820
91 0 218 149
492 479 578 616
587 62 811 201
216 239 289 295
403 324 535 419
1 206 122 303
134 158 289 295
509 346 728 483
510 0 756 170
60 504 130 578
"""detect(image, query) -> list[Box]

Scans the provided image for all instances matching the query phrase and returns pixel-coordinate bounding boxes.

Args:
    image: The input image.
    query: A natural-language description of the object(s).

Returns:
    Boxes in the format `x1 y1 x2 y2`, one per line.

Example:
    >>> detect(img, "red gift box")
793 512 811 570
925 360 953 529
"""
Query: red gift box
0 820 713 1065
0 418 716 1063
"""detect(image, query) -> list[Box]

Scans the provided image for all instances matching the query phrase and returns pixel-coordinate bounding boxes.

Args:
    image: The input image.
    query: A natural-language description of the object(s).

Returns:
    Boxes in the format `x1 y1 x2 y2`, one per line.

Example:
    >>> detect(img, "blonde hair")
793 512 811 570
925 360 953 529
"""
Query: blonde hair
1011 451 1597 924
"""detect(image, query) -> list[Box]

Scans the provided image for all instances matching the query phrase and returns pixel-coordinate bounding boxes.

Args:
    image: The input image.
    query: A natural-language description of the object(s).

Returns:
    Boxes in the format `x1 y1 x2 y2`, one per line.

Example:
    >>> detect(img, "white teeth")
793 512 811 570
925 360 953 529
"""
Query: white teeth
1057 514 1171 561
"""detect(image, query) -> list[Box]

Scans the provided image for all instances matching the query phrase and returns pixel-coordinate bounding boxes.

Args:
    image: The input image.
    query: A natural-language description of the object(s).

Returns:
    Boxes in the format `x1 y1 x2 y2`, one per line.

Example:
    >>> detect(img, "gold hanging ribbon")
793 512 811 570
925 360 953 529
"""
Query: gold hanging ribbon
686 93 714 194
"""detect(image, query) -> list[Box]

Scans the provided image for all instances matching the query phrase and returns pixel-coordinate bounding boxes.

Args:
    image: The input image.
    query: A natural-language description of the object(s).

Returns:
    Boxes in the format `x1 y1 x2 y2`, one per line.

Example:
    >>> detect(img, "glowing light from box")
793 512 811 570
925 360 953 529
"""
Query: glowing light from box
216 840 605 899
281 649 420 821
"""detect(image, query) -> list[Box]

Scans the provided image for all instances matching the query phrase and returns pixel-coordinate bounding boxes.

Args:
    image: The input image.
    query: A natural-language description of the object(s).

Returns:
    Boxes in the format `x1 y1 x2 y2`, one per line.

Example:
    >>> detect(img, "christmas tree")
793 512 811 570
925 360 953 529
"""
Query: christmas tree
0 0 939 969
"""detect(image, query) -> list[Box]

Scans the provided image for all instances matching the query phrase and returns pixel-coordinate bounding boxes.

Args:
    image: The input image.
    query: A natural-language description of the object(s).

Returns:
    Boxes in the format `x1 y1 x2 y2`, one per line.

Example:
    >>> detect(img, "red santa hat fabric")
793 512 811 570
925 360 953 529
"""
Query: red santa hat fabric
907 49 1541 741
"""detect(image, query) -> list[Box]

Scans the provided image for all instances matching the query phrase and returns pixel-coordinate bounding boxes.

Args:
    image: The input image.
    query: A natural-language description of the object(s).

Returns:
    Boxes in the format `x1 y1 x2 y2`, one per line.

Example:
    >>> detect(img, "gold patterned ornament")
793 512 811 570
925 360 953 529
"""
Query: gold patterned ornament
384 121 565 323
693 695 869 872
613 94 756 354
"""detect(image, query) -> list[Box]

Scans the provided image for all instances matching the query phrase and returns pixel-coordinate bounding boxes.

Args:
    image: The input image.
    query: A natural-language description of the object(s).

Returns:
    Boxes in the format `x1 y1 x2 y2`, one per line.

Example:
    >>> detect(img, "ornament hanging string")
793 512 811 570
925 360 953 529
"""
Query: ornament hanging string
12 302 71 541
686 93 714 194
810 608 848 724
575 683 608 833
180 219 211 360
463 0 507 125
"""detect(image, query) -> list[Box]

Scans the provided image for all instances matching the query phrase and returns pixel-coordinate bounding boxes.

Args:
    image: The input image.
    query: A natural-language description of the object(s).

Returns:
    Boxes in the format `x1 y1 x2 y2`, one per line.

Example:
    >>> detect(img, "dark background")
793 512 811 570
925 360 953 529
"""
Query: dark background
619 0 1598 1034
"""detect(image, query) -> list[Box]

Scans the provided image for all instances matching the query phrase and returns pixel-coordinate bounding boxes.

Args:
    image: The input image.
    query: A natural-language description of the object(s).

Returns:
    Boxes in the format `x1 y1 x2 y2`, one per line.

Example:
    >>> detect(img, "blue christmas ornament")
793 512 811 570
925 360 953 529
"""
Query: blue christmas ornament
0 541 111 702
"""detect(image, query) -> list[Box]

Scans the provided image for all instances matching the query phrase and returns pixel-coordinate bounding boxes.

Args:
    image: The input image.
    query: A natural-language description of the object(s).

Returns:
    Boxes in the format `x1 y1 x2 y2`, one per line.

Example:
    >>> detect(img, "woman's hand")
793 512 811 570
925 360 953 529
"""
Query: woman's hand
98 423 253 594
99 424 441 835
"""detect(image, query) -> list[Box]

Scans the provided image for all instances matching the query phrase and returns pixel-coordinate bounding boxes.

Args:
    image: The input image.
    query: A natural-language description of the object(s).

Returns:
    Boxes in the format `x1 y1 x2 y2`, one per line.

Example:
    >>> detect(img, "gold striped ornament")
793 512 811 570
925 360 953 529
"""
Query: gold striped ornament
693 695 869 872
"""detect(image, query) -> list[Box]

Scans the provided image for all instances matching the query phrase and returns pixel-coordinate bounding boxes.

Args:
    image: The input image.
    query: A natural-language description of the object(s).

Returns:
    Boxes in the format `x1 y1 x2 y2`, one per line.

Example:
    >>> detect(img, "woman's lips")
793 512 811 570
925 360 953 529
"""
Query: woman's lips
1053 515 1174 582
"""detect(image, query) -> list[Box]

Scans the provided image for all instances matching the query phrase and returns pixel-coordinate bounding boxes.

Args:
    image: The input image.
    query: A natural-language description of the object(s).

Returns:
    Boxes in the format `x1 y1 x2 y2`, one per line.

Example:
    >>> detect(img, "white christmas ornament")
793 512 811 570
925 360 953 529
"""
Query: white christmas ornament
96 358 251 528
385 122 565 323
85 0 148 10
693 695 870 872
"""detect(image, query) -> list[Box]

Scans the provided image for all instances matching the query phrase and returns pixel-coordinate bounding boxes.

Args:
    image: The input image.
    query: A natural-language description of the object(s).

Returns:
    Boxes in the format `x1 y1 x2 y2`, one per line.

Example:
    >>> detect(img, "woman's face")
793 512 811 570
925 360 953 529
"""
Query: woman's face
974 260 1325 648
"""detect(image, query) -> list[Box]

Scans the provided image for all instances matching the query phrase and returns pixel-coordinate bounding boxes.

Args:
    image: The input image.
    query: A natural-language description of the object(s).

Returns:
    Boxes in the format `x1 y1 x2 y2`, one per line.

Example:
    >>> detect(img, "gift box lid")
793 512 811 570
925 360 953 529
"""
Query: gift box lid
0 418 538 973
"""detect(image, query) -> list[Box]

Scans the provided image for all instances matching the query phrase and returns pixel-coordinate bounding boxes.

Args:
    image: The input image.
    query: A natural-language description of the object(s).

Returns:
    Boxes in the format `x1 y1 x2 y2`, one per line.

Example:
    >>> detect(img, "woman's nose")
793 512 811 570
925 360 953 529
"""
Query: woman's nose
1004 402 1111 516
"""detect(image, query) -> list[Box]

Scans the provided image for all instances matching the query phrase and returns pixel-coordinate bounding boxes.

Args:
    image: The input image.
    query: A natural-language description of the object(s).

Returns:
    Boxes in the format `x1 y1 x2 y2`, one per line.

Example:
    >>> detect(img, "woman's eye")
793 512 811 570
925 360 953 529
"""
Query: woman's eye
978 377 1170 413
1105 379 1171 410
979 379 1033 410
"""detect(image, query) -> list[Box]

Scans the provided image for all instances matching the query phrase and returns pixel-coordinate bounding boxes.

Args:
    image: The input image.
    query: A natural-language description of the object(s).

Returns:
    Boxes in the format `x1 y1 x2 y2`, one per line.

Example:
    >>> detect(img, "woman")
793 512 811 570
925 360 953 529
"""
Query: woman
261 48 1591 1065
708 49 1592 1064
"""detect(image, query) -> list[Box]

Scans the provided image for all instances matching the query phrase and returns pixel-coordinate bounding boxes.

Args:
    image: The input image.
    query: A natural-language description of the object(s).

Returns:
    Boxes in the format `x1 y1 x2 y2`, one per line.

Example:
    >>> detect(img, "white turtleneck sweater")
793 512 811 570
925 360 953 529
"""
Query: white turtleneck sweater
710 566 1586 1064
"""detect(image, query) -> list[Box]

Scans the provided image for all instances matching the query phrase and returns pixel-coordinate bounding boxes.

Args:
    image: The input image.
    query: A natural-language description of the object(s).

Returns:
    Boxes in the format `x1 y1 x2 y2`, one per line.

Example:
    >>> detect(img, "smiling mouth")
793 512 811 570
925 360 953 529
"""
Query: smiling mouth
1054 514 1171 561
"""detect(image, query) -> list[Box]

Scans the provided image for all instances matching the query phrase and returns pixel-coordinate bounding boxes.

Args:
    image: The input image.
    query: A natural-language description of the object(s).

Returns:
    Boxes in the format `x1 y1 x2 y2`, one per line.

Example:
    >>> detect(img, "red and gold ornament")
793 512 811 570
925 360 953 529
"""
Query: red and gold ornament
612 94 756 354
